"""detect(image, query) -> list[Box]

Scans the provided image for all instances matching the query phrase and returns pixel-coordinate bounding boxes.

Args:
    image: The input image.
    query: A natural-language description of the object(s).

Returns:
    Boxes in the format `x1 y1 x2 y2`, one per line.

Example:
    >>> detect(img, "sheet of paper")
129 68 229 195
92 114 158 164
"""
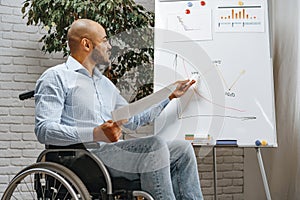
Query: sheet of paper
166 8 212 42
215 2 265 32
111 84 176 122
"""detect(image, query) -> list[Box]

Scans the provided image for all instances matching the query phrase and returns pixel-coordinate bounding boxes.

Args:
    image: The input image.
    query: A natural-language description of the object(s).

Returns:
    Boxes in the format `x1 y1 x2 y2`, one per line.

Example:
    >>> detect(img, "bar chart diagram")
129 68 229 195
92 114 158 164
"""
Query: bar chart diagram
215 4 265 32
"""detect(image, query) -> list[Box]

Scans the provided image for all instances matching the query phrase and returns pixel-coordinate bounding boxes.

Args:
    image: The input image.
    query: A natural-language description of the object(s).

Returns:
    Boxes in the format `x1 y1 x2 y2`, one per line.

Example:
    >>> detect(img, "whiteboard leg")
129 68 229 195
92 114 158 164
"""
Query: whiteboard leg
213 146 217 200
256 148 272 200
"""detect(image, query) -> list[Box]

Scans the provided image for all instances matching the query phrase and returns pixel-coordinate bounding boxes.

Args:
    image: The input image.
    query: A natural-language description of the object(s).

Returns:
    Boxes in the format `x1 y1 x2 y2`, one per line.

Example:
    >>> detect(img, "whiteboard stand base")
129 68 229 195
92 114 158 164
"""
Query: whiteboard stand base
212 147 272 200
256 147 272 200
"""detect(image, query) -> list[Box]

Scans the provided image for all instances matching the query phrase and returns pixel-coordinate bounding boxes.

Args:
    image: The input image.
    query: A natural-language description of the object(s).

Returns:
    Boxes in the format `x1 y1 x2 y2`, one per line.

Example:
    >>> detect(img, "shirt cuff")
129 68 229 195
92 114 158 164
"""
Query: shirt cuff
160 98 170 108
77 127 94 143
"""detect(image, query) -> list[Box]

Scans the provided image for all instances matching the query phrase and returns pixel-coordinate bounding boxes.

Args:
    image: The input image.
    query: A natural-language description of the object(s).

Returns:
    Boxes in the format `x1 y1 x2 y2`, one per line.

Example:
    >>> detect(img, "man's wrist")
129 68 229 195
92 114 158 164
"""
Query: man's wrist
169 93 176 100
92 127 97 141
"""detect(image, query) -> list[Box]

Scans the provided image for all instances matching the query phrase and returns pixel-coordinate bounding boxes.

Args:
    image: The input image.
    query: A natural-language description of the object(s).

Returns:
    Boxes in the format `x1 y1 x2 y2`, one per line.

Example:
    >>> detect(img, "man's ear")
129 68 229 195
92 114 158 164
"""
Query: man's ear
81 38 92 52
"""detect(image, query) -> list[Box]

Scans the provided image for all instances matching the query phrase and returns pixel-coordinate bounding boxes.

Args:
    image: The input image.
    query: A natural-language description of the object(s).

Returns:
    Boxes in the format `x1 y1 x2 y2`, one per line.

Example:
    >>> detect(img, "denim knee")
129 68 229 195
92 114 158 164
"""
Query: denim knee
137 136 170 172
168 140 196 160
147 135 168 152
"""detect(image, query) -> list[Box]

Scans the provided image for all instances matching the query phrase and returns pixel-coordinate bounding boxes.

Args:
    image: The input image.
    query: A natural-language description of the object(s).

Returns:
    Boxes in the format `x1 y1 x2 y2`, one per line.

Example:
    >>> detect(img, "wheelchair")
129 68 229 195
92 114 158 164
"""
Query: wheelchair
1 91 154 200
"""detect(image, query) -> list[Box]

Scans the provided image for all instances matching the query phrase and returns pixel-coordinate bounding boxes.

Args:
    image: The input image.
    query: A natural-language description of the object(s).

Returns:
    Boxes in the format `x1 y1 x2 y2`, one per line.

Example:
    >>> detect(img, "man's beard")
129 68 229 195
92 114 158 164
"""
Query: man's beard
96 64 110 74
91 47 111 65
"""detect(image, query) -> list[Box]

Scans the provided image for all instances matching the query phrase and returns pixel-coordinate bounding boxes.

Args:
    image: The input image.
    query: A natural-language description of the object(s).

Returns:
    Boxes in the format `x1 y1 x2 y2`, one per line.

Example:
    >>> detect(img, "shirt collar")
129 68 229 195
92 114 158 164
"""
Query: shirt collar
65 56 103 79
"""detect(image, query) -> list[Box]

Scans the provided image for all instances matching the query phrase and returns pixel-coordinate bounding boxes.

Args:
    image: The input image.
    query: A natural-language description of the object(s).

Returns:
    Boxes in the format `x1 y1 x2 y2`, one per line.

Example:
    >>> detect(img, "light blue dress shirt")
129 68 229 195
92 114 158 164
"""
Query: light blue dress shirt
35 56 170 146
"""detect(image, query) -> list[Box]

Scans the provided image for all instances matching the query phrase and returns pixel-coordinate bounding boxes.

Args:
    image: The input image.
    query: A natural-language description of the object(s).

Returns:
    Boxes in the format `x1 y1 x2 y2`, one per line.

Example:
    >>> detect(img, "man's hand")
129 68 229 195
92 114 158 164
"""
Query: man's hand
93 119 127 142
169 79 196 100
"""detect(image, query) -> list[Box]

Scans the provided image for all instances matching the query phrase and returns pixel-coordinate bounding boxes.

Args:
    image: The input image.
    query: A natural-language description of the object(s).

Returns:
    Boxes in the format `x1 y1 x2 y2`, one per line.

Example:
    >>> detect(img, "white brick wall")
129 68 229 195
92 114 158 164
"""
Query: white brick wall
0 0 65 196
0 0 244 199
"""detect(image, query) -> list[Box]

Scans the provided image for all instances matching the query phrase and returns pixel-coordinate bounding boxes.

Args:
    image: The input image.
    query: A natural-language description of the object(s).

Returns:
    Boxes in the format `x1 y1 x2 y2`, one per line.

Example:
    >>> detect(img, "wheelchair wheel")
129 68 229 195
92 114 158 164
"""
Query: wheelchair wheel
2 162 91 200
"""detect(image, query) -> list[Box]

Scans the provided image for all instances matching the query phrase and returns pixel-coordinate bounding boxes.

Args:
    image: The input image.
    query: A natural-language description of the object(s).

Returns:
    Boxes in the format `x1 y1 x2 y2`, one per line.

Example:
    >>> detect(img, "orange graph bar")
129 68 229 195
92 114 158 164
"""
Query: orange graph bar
221 8 256 20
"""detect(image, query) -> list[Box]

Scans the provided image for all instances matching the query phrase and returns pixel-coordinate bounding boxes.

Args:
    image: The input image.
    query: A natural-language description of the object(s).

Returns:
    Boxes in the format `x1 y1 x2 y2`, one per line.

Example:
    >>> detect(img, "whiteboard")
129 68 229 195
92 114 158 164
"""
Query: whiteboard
154 0 277 147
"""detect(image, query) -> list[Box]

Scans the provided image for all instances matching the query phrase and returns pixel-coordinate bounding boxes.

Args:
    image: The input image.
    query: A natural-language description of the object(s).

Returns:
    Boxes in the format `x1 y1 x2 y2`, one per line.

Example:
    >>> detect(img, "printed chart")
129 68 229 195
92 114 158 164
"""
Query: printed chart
167 8 212 41
215 4 265 32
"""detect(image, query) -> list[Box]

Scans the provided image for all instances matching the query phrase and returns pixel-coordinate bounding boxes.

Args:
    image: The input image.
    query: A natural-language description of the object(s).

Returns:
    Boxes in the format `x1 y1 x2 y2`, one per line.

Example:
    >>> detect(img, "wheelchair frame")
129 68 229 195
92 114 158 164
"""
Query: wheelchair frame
1 91 154 200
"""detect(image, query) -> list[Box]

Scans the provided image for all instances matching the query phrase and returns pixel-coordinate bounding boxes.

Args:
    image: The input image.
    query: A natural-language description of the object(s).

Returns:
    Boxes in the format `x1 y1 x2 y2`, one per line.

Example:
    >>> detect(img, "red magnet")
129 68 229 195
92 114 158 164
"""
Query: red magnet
200 1 206 6
185 9 191 14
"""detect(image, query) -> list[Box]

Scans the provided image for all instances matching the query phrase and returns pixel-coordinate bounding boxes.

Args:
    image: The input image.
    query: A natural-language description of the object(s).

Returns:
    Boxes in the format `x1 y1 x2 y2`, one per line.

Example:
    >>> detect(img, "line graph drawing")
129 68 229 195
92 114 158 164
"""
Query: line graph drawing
166 9 212 41
213 60 246 91
171 53 256 121
177 16 201 31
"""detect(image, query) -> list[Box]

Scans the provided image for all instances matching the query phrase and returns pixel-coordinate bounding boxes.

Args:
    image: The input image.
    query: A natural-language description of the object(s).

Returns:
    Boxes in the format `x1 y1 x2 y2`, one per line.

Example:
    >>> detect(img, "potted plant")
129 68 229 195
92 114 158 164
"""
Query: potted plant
22 0 154 101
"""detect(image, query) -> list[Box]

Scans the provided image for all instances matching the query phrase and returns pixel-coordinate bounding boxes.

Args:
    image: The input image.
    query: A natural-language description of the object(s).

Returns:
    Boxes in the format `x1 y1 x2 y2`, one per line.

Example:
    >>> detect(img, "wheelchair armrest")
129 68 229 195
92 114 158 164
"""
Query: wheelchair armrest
82 142 100 149
19 90 35 100
46 142 100 150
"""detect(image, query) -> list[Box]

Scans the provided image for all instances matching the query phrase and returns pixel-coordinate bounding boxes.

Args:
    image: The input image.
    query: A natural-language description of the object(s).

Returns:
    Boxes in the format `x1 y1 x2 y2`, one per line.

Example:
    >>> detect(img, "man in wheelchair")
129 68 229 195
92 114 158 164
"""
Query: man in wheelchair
34 19 203 200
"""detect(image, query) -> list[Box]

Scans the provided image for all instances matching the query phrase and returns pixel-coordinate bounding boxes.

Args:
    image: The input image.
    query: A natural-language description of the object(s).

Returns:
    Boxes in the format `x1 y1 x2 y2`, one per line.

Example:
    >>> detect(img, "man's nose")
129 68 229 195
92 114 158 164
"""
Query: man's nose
107 42 112 50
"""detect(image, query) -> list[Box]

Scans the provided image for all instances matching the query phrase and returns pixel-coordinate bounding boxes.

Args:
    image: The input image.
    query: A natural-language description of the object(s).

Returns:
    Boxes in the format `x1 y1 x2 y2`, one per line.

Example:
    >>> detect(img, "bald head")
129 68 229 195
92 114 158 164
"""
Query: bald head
67 19 105 54
66 19 112 72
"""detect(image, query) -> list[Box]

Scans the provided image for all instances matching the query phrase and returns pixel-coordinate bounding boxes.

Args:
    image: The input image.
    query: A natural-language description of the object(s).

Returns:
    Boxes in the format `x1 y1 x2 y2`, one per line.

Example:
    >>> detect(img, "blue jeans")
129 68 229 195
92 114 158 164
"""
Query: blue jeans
91 136 203 200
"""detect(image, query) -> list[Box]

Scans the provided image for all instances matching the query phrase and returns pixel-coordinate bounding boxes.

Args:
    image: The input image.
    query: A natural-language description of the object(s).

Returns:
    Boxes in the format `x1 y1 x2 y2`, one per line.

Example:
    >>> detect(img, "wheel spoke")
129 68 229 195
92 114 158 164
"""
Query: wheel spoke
24 174 36 199
39 173 46 199
29 172 36 199
11 194 18 200
52 182 63 199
